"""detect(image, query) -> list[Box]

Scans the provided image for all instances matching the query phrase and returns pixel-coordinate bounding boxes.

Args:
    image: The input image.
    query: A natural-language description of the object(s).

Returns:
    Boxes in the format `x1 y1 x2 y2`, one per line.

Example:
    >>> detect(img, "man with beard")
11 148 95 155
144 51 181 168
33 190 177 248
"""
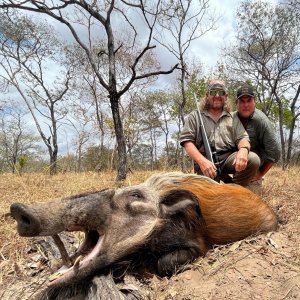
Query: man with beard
179 80 260 187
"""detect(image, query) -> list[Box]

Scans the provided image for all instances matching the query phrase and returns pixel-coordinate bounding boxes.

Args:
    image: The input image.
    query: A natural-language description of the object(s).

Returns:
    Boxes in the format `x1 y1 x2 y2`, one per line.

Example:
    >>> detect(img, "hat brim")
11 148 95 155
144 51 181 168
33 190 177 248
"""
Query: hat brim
237 93 254 99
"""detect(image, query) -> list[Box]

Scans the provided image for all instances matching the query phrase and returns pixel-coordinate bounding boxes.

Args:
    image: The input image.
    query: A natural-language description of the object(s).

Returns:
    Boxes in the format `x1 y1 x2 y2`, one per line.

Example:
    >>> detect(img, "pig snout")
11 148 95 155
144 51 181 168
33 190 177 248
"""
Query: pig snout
10 188 116 237
10 203 41 236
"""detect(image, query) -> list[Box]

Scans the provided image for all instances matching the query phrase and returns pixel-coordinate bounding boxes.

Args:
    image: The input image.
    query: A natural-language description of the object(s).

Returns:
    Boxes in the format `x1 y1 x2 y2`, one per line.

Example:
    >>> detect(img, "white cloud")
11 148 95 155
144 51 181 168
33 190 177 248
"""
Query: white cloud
1 0 281 157
188 0 238 69
156 0 279 79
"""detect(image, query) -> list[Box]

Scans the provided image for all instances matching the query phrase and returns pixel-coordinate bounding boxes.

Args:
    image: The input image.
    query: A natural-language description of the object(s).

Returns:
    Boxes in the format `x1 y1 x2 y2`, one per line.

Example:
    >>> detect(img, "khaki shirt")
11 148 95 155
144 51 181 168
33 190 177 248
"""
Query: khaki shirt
179 109 249 156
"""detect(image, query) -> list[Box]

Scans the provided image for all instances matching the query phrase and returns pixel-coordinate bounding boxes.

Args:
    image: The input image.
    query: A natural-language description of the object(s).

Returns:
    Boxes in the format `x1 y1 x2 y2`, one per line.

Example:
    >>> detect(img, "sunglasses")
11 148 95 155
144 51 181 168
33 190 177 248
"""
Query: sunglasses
209 89 226 96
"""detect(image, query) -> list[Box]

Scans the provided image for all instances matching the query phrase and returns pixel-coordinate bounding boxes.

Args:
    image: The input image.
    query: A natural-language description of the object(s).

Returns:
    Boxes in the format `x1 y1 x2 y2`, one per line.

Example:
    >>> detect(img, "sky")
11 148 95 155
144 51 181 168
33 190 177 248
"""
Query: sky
0 0 280 156
196 0 239 68
88 0 238 92
199 0 277 65
154 0 277 87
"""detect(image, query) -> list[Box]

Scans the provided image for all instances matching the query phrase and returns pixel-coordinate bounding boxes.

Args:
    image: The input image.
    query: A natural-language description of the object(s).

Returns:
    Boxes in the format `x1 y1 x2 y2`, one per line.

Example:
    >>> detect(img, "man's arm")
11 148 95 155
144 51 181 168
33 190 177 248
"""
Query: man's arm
252 110 280 180
233 139 251 172
233 114 251 172
253 161 274 180
183 141 217 179
260 112 281 163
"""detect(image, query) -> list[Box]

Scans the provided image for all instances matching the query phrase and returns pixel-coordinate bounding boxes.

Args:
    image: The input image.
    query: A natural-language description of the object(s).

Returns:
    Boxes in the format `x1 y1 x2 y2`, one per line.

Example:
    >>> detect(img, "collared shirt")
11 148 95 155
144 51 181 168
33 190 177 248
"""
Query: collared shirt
179 109 249 156
234 108 280 163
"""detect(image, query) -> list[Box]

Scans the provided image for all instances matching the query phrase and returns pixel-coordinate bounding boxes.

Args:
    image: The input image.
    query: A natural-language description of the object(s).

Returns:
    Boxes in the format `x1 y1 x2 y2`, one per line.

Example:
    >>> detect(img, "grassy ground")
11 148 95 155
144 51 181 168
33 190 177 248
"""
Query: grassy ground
0 167 299 299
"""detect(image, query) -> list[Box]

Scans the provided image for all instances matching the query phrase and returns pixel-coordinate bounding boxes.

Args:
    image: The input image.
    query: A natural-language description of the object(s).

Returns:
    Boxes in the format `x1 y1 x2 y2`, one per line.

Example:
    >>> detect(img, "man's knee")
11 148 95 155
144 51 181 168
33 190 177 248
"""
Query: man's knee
248 152 260 170
232 152 260 186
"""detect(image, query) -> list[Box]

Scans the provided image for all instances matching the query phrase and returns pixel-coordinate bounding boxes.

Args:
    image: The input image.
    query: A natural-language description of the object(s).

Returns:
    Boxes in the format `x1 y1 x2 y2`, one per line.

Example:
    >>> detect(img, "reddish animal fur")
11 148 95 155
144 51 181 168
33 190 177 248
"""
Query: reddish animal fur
149 173 278 245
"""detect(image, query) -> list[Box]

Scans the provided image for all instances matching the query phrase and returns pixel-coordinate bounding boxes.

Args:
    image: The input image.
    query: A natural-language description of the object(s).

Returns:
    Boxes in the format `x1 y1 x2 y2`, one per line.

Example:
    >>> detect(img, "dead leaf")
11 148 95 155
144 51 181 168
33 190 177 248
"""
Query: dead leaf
267 238 279 249
228 241 242 252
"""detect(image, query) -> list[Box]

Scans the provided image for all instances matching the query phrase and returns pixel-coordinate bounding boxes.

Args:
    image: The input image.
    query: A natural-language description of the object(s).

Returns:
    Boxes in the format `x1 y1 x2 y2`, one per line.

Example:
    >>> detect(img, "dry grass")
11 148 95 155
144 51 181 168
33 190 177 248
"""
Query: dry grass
264 167 300 224
0 170 155 289
0 166 299 299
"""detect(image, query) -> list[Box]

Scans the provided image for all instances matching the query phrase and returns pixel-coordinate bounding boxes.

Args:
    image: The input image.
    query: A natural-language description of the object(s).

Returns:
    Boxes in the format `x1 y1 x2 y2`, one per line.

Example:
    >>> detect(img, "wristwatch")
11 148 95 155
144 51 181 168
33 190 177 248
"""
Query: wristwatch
240 146 250 154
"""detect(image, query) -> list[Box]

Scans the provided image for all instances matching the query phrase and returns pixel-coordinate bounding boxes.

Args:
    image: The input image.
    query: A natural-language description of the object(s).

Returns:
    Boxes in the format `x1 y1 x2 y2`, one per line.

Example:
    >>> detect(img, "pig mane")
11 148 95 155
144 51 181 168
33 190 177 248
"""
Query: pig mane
144 172 217 192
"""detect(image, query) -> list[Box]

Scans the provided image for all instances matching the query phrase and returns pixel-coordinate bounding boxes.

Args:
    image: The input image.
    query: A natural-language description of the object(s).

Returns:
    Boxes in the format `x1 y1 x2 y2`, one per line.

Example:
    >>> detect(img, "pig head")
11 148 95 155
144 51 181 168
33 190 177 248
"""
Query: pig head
10 173 208 287
10 172 278 288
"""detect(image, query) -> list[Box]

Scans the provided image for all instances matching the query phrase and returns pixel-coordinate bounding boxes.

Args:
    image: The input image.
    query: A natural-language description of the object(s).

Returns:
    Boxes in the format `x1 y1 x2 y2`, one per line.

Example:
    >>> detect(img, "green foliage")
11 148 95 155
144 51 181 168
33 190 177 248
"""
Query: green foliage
262 97 294 129
130 143 156 170
159 141 179 168
278 100 294 130
17 154 28 168
184 74 207 114
186 74 207 98
56 154 77 172
15 154 28 175
83 145 114 171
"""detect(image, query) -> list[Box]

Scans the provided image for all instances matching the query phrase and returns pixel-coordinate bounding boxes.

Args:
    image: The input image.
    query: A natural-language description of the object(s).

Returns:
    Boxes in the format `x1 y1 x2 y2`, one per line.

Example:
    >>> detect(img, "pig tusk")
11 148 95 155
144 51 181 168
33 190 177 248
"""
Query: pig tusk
51 234 73 267
73 255 82 270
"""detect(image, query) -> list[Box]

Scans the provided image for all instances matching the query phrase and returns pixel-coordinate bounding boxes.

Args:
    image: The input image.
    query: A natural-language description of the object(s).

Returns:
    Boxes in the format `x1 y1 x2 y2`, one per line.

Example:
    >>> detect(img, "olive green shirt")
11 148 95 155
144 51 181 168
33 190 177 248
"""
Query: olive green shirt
179 109 249 156
234 109 280 163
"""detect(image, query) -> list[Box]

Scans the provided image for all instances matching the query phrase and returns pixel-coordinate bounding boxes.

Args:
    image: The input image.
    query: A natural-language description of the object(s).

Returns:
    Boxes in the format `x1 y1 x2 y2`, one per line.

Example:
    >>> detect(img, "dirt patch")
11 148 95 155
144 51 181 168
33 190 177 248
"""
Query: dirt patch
0 168 299 299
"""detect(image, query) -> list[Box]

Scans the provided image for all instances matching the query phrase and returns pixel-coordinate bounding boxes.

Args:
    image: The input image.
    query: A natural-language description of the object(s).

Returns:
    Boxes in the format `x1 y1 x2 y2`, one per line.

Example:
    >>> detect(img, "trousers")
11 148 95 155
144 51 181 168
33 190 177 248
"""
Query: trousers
195 151 260 187
221 151 260 187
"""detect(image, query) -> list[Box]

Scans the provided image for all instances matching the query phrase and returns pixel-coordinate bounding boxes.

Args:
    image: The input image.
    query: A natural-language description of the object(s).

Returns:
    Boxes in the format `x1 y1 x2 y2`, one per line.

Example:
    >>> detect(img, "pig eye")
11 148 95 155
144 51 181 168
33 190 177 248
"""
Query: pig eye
129 190 144 200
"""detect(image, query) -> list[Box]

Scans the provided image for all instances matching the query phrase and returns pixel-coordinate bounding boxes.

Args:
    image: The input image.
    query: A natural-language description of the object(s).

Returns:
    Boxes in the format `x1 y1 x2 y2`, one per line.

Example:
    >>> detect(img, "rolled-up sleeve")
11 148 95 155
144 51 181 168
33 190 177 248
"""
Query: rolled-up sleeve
262 121 281 162
179 112 200 147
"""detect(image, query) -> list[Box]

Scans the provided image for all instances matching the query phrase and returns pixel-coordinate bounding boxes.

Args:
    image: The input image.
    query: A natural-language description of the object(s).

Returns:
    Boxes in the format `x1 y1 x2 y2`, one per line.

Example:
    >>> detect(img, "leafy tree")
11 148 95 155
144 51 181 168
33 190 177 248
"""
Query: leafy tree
16 154 28 175
130 143 155 170
223 1 300 168
65 98 96 172
83 145 114 172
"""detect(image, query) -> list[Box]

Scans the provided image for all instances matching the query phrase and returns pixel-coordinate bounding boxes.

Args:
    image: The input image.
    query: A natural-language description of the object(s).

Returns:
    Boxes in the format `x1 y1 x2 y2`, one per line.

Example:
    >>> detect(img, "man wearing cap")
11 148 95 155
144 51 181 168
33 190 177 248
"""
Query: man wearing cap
235 83 281 194
179 79 260 187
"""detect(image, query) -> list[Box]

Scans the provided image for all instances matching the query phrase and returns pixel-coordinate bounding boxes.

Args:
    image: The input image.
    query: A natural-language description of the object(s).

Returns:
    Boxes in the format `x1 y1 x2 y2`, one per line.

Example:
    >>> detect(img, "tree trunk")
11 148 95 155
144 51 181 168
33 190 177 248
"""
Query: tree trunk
110 93 127 183
88 273 146 300
77 144 82 172
49 150 58 175
276 101 286 169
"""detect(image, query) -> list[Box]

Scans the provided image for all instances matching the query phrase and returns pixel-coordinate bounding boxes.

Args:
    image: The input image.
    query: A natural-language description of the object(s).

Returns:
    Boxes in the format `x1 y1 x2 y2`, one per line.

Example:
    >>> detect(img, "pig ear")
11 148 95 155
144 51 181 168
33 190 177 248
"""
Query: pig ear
159 189 202 218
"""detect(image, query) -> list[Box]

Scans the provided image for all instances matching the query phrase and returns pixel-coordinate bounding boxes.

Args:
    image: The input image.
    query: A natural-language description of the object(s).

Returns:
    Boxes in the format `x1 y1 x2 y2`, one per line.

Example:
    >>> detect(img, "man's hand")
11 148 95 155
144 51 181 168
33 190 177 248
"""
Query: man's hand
233 148 248 172
199 157 217 179
183 141 218 179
